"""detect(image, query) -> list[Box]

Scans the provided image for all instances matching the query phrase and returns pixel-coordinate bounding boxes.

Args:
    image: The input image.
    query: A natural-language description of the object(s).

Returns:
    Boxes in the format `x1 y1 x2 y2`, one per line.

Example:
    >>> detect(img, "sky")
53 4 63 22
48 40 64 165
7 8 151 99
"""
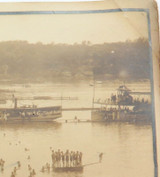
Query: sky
0 11 148 44
0 0 102 1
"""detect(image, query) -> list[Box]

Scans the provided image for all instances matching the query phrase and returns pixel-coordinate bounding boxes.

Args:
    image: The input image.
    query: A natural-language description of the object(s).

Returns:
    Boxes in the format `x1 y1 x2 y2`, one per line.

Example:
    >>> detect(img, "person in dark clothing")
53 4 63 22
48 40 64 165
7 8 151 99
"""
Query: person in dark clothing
51 150 55 165
65 150 69 167
99 153 103 163
61 152 65 167
79 152 82 165
70 151 73 167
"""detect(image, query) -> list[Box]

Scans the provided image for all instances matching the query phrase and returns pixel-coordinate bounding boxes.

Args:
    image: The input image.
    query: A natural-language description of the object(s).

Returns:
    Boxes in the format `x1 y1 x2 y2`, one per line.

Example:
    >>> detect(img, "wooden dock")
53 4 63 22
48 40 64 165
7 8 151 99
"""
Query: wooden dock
53 166 83 172
62 107 99 111
52 162 100 173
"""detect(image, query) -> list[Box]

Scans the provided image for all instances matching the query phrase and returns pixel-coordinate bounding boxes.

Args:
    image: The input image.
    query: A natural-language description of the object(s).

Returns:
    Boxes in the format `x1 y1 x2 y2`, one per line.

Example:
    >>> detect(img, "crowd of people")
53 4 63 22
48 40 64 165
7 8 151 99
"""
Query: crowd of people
51 149 82 167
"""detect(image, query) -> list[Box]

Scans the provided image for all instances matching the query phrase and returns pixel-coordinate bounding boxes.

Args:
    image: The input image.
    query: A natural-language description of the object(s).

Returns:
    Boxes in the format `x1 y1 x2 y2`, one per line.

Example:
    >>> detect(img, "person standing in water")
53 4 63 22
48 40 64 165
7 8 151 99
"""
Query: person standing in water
99 153 103 163
51 150 55 165
79 152 82 165
65 150 69 167
70 151 73 167
61 152 65 167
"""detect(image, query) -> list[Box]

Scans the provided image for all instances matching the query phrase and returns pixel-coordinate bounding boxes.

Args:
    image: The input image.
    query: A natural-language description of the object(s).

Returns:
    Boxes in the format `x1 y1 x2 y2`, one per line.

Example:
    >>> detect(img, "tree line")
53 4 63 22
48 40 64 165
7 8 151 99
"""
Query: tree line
0 38 150 83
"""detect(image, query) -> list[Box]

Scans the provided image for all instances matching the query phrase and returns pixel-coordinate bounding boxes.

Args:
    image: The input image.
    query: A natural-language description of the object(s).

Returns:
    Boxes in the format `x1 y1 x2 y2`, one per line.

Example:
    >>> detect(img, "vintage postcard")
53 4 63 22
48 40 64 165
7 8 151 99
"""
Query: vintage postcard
0 1 159 177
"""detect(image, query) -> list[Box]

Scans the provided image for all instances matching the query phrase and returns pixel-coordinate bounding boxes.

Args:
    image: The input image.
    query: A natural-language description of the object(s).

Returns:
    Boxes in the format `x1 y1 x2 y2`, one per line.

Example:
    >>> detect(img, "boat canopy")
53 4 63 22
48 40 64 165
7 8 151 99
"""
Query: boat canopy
116 85 131 92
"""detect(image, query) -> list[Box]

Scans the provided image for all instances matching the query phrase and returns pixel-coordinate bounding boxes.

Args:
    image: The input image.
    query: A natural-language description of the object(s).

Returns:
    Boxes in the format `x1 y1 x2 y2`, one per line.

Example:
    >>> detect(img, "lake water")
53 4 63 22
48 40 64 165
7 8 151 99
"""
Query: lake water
0 82 155 177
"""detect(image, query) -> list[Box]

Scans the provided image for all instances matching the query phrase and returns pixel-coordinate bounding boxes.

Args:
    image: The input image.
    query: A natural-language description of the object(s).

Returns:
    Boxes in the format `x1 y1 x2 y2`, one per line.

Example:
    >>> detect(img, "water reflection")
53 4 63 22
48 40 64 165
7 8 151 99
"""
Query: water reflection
0 122 62 131
0 122 154 177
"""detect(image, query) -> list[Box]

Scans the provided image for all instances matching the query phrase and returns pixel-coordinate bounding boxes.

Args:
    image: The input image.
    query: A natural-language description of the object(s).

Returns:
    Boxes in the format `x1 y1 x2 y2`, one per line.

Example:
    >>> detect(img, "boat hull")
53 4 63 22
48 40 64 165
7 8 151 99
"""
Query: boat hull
91 110 152 123
0 113 62 123
0 105 62 123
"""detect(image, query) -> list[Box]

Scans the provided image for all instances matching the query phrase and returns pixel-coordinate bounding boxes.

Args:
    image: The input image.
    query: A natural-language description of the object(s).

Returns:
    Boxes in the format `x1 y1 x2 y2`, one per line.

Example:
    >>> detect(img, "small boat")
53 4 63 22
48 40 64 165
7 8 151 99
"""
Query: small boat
53 166 83 172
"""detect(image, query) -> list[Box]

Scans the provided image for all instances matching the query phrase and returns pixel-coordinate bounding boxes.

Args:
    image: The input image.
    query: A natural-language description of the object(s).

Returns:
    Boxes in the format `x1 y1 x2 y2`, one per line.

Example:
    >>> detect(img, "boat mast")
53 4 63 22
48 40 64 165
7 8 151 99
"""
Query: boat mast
14 98 17 109
92 79 95 109
61 92 63 107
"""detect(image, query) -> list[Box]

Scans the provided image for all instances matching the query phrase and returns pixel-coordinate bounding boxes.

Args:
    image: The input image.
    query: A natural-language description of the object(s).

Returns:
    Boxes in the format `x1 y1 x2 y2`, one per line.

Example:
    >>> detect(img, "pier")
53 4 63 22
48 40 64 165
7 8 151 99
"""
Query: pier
62 108 99 111
7 96 79 101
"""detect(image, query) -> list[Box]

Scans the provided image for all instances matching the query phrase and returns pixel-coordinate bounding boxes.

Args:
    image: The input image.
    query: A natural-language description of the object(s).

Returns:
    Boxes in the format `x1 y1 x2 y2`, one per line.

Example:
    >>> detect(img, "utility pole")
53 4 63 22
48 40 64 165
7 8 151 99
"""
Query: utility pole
92 79 95 109
61 92 63 108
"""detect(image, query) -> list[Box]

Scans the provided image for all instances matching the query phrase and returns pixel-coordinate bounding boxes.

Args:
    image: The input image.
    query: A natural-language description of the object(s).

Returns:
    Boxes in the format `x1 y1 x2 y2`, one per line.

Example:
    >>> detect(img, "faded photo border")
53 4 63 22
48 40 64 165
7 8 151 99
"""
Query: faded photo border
0 8 158 177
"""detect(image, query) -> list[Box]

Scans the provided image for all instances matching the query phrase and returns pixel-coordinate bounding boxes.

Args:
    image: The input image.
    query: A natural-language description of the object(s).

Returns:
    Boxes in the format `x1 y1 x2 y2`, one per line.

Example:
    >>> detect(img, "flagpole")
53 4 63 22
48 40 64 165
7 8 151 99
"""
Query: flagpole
92 79 95 109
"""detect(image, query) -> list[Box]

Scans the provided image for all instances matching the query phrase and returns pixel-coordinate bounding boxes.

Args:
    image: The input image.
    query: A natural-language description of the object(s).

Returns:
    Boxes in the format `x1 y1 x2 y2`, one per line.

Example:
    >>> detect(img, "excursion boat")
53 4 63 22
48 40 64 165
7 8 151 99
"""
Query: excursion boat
91 85 152 123
0 98 62 123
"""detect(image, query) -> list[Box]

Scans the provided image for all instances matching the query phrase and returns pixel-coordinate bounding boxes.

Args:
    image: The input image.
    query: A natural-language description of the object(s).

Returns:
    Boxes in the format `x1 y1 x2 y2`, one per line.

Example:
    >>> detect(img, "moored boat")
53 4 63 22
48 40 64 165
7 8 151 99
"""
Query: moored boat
91 85 152 123
0 98 62 123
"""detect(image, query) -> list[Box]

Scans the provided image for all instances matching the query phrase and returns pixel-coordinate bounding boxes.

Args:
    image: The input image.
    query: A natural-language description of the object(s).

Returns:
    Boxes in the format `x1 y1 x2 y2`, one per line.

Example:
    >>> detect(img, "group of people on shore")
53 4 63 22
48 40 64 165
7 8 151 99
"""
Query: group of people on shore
51 149 82 167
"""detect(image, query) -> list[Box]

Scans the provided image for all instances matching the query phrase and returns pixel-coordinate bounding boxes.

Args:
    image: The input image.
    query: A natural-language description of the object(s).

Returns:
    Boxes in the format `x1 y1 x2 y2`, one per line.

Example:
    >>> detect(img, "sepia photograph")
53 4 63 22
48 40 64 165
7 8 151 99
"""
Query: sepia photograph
0 4 158 177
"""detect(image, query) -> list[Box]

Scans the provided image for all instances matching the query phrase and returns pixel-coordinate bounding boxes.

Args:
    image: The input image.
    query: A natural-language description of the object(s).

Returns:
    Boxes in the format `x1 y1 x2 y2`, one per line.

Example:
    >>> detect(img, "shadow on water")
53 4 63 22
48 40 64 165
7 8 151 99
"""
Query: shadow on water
0 121 62 131
91 121 152 129
0 120 152 132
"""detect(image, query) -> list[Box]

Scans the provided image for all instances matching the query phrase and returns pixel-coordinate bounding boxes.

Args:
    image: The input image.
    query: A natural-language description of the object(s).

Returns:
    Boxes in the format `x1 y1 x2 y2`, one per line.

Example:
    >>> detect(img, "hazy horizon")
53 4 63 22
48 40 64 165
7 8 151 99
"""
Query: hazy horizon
0 12 148 44
0 37 148 45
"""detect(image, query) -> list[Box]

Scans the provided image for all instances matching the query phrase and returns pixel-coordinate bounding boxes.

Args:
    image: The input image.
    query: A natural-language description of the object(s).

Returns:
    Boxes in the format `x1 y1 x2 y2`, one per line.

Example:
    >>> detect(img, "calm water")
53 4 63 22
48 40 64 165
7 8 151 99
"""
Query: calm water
0 82 155 177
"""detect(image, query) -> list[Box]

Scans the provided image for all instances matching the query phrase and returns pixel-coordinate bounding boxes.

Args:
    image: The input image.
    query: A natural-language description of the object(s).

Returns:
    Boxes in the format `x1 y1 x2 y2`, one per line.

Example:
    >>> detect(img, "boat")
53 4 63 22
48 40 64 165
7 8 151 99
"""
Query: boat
0 98 62 123
91 85 152 123
53 166 83 172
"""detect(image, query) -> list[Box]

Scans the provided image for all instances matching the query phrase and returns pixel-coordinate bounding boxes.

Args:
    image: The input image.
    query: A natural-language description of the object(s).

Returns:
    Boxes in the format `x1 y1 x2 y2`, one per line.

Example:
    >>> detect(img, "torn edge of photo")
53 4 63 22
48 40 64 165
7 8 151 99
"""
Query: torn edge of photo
0 0 159 177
